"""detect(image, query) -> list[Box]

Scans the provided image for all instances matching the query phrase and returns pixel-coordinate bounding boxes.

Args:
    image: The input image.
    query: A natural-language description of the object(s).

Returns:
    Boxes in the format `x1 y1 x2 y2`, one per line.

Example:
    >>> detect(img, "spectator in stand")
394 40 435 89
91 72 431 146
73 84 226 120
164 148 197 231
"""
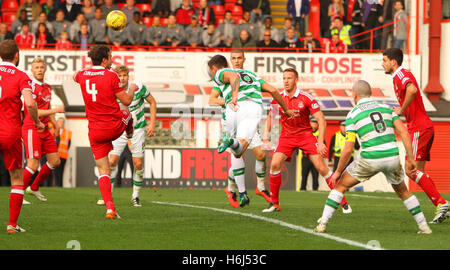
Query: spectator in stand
17 0 42 22
300 31 321 52
279 17 293 42
175 0 195 27
280 27 301 48
35 22 55 49
108 23 132 47
243 0 271 23
122 0 141 24
82 0 96 22
327 0 344 36
90 8 110 44
346 0 364 50
11 10 31 36
42 0 58 21
236 11 259 41
32 12 54 37
209 0 224 5
330 16 352 47
320 0 331 37
218 10 238 47
202 22 221 47
362 0 383 50
380 0 395 50
100 0 119 19
70 12 88 41
151 0 171 17
185 15 203 47
127 11 146 46
73 23 94 49
326 33 347 53
257 29 280 50
259 17 280 43
393 0 407 50
196 0 216 29
52 9 71 42
232 29 257 50
56 31 73 49
162 14 186 47
14 23 35 49
0 23 14 42
287 0 310 37
145 15 166 46
62 0 82 22
171 0 183 13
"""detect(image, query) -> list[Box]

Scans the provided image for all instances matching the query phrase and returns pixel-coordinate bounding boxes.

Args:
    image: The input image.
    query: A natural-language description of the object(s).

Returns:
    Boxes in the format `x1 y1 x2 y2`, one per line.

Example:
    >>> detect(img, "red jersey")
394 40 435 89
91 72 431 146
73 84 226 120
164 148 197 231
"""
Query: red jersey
271 88 321 137
23 79 52 129
0 62 33 139
14 32 35 49
74 66 124 129
392 67 433 132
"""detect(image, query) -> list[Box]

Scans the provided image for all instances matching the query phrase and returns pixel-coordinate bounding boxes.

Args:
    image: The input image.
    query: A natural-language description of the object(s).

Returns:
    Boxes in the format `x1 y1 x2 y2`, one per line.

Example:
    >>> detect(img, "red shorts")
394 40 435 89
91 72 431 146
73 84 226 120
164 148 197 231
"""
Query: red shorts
22 127 58 159
0 134 23 171
410 127 434 161
275 134 319 162
88 110 131 160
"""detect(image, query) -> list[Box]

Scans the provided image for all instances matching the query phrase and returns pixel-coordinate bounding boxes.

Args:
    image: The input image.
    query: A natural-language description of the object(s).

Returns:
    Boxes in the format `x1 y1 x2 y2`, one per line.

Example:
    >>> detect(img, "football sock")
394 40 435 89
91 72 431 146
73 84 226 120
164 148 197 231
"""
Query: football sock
9 185 24 227
269 170 282 205
415 171 446 206
98 175 115 211
132 168 143 199
30 162 54 191
228 167 237 193
110 166 117 193
255 159 266 191
403 195 426 225
230 139 243 156
22 167 35 188
324 171 348 206
231 155 246 193
320 189 344 223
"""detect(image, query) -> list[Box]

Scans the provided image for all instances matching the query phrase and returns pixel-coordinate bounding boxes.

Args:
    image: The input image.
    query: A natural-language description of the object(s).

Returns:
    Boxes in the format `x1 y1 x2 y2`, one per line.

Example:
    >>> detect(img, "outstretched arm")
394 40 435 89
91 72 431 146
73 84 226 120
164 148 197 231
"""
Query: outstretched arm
261 82 294 119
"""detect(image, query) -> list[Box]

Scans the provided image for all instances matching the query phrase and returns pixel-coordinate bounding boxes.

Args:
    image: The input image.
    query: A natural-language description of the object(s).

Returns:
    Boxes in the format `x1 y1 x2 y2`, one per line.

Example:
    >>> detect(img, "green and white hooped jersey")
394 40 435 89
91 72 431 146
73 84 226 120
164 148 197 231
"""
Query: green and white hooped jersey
118 81 151 129
345 98 400 160
212 68 265 105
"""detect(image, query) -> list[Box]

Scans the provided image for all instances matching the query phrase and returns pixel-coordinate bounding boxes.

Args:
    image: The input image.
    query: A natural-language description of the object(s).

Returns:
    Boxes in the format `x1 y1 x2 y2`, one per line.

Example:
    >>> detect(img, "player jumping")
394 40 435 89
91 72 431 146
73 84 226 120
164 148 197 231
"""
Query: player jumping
382 48 449 224
263 68 352 213
74 45 137 219
315 80 432 234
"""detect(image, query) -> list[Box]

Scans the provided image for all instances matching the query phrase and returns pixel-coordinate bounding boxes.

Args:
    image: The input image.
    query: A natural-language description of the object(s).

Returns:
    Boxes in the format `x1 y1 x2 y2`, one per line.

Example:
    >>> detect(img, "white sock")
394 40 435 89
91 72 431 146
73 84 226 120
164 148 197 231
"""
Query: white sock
230 139 243 156
403 195 426 225
132 168 143 199
231 155 246 193
255 159 266 191
228 167 237 193
324 171 332 179
321 189 344 223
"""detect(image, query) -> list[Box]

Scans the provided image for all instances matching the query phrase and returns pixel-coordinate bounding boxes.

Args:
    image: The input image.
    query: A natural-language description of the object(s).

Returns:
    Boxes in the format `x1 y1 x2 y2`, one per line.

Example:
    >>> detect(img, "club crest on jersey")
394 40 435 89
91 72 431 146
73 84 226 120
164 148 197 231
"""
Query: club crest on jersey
298 102 304 109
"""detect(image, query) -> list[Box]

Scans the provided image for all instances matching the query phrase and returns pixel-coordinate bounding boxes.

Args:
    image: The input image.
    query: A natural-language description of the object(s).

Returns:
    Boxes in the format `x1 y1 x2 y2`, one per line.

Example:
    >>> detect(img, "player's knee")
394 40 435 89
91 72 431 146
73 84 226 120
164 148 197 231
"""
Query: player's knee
26 159 39 171
255 149 266 161
270 162 282 172
50 157 61 168
133 159 143 170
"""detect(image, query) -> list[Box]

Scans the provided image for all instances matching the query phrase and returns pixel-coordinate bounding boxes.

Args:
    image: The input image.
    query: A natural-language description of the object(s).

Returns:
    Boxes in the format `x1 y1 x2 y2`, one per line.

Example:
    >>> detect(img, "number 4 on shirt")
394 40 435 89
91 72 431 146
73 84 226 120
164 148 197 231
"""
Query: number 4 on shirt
86 80 97 102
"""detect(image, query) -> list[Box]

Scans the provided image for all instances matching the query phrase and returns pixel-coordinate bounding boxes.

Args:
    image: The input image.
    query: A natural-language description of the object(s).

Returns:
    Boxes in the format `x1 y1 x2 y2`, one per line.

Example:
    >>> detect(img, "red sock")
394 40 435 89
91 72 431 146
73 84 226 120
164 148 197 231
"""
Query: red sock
325 174 348 206
9 185 25 227
30 162 53 191
269 172 282 205
22 167 35 188
98 175 115 211
416 172 446 206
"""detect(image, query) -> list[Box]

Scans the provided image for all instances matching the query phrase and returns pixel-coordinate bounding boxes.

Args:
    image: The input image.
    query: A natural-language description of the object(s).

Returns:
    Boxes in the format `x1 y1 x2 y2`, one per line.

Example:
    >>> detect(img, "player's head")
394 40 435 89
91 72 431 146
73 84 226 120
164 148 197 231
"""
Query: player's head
88 45 112 69
382 47 403 74
31 57 47 82
352 80 372 103
113 65 130 87
339 120 346 133
394 0 404 11
207 55 228 78
230 49 245 69
283 68 299 92
0 40 20 66
57 117 65 128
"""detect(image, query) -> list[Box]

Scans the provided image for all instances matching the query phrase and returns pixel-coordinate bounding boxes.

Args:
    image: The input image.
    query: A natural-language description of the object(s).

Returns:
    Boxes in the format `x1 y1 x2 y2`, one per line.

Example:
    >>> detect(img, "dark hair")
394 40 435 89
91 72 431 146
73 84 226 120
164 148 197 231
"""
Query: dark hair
133 11 141 16
394 0 404 5
0 40 19 61
383 47 403 66
283 68 298 78
208 55 228 69
88 45 111 65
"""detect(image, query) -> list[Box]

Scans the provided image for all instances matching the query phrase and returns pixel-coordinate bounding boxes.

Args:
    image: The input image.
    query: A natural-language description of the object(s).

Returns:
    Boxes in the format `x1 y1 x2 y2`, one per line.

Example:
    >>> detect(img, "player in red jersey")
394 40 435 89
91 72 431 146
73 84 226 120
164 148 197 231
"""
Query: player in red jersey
0 40 44 233
22 58 65 202
382 48 449 223
262 68 352 213
74 45 137 219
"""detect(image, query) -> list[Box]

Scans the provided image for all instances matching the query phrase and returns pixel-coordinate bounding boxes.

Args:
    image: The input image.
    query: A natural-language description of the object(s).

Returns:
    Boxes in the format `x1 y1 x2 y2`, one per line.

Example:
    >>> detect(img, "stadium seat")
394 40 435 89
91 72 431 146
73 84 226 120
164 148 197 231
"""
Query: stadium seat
216 17 224 26
136 3 151 13
192 0 200 8
2 0 19 11
142 16 153 27
135 47 148 51
232 5 243 15
19 0 26 5
224 3 234 11
211 5 225 16
39 0 47 4
233 16 243 24
160 17 169 26
2 12 17 25
117 3 126 9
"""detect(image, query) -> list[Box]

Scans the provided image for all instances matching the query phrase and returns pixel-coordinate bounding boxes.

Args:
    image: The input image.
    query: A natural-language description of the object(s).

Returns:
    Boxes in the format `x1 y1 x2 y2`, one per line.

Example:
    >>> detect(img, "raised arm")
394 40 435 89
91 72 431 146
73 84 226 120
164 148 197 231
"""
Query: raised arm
115 83 138 106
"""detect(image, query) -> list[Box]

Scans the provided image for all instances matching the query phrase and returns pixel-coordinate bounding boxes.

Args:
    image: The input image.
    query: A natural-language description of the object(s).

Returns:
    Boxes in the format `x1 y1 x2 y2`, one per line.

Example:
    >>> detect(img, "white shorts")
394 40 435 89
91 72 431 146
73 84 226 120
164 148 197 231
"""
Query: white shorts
110 127 146 158
248 130 263 149
225 100 263 144
345 155 404 185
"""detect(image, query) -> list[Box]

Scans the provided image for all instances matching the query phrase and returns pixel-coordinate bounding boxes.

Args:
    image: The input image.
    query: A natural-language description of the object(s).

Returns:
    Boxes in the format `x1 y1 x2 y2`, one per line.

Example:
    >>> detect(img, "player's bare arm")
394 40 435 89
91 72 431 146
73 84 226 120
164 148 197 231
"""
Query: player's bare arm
312 111 327 156
394 82 417 115
208 90 226 106
330 133 356 185
38 105 65 118
221 71 240 109
261 82 294 119
115 83 138 106
263 110 272 143
22 90 45 132
393 118 418 176
145 93 157 137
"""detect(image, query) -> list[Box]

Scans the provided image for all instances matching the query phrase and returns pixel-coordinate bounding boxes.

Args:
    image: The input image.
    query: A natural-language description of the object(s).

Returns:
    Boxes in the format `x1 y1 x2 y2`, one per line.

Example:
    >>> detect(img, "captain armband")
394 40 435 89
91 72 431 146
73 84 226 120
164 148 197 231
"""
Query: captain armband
345 131 356 143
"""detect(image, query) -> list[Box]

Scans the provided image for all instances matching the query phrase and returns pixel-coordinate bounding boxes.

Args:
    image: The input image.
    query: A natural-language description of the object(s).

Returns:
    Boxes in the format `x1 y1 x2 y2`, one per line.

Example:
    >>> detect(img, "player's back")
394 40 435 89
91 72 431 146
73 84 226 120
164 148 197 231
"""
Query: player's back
346 99 400 160
75 66 123 129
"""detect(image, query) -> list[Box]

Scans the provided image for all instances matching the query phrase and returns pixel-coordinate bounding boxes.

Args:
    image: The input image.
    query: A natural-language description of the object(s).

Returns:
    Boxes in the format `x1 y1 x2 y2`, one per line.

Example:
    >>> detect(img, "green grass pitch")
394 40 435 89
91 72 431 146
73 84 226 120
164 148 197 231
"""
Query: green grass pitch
0 187 449 250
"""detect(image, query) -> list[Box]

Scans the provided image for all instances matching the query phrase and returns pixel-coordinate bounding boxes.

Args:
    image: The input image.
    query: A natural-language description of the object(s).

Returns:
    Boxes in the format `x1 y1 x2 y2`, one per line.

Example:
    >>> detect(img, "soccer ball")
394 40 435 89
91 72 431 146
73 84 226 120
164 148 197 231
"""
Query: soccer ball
106 10 127 31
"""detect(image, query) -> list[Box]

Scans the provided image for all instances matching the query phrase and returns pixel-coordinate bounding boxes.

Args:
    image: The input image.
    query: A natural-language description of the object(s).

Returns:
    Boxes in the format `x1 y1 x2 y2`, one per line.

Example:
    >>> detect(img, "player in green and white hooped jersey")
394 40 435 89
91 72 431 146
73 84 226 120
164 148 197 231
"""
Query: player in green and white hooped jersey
208 54 294 207
98 65 157 207
314 80 432 234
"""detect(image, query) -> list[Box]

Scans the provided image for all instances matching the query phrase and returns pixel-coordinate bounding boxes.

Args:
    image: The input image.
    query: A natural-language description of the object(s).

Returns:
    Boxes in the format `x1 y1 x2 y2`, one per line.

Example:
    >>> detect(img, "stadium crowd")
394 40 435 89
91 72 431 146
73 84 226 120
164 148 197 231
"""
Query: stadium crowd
0 0 410 52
